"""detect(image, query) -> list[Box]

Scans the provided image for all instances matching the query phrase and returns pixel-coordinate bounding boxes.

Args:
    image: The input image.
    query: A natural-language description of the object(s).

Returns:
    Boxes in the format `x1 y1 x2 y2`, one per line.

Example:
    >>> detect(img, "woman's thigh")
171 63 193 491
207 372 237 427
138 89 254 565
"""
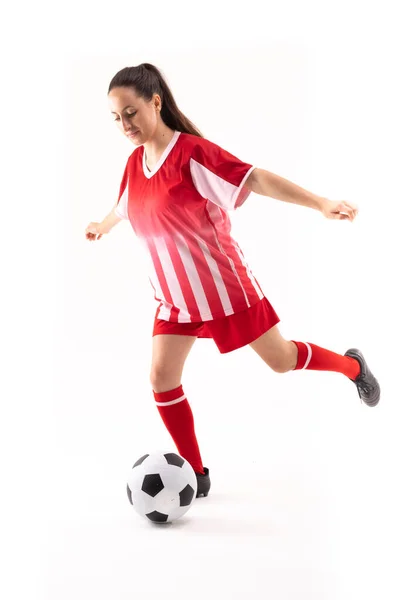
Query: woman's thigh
150 334 198 392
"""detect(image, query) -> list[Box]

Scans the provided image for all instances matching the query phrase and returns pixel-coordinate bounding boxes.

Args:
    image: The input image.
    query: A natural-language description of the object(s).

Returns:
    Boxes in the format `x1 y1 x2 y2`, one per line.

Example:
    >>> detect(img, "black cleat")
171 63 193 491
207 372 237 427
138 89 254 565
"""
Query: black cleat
344 348 380 407
195 467 211 498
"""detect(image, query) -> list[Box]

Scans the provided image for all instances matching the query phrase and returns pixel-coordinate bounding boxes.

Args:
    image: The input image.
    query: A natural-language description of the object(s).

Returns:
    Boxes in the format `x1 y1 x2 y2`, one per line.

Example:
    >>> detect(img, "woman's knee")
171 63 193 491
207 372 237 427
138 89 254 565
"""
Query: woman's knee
270 361 292 374
270 342 298 373
150 368 182 393
249 329 298 373
150 334 197 392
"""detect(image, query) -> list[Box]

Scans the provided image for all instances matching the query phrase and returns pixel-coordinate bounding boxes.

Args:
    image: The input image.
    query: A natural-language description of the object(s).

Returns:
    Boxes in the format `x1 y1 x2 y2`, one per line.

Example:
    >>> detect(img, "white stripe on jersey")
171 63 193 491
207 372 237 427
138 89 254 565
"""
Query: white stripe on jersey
174 232 213 319
153 236 190 319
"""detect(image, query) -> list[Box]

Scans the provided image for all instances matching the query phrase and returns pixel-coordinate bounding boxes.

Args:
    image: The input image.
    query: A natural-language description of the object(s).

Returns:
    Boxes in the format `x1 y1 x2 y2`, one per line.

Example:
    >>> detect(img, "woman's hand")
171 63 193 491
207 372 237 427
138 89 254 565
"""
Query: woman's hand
320 198 359 221
85 222 106 241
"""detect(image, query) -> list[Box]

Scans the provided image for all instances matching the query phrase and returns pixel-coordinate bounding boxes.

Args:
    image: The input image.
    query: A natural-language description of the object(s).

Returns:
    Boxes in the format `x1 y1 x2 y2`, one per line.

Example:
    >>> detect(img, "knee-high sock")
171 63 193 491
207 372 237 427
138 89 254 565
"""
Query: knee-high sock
291 341 361 380
153 384 205 475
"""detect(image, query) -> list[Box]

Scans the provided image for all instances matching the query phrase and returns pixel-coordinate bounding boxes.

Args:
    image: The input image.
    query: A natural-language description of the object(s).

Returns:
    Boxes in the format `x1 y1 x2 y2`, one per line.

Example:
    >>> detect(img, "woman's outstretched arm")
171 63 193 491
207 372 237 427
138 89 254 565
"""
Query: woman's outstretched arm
245 168 358 221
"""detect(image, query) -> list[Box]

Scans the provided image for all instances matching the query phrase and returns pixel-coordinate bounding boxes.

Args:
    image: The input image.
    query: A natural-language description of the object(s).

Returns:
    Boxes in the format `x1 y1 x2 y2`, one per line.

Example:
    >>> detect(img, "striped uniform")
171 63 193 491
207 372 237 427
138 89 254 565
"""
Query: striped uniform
115 130 265 323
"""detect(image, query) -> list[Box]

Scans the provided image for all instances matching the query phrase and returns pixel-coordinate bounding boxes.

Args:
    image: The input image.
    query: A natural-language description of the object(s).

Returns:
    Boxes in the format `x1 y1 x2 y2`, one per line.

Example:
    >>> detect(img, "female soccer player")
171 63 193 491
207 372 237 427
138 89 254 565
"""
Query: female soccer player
85 63 380 499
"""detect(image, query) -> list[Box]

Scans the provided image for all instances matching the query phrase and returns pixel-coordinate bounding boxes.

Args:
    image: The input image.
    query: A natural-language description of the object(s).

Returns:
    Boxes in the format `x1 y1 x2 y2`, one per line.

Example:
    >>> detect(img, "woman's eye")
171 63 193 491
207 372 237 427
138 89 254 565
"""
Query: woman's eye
114 112 136 122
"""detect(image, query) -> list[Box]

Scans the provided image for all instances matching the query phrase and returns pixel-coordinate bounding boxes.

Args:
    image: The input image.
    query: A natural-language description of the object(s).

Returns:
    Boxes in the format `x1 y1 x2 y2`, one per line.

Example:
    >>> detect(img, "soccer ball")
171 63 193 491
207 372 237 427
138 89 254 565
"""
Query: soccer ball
126 452 198 523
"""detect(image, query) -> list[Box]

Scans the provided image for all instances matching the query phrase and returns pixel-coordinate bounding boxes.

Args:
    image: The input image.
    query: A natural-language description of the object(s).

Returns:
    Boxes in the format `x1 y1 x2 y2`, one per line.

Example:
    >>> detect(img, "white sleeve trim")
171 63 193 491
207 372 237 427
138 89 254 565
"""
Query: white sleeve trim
232 165 257 209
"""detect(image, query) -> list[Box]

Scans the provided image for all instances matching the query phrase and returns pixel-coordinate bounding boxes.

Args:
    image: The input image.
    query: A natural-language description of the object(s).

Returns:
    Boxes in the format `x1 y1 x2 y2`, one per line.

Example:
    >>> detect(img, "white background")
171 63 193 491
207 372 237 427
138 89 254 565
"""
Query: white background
2 1 399 598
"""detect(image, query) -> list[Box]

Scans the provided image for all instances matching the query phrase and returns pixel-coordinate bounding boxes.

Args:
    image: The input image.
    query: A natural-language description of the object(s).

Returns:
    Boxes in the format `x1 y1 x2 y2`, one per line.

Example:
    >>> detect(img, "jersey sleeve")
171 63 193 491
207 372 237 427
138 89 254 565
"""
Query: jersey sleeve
114 159 129 220
189 137 256 211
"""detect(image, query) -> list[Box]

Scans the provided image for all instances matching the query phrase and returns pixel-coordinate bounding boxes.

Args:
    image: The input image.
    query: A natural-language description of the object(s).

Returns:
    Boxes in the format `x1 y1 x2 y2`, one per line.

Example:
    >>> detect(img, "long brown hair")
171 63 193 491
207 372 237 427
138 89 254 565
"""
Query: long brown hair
108 63 204 138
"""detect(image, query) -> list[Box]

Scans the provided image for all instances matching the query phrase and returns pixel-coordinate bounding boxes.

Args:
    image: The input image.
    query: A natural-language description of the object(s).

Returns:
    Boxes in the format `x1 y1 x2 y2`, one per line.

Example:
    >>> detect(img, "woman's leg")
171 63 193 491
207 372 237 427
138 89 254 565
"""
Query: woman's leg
248 324 360 379
247 324 381 406
150 333 197 392
150 334 205 474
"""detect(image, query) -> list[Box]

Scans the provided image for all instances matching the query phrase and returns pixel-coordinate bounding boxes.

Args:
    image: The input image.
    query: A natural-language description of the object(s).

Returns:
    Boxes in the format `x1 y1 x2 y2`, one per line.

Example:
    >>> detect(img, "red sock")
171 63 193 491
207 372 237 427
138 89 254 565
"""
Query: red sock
153 384 205 475
291 341 361 380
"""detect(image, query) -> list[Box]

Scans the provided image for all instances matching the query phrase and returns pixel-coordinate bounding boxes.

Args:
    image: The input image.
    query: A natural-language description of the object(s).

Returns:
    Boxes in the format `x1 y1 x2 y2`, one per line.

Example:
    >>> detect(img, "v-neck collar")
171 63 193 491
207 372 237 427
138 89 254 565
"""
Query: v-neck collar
142 130 181 179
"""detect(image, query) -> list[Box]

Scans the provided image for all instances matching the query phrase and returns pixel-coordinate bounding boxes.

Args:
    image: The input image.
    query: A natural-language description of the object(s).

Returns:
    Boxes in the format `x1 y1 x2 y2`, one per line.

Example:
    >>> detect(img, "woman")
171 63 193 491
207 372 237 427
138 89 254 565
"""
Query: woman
85 63 380 499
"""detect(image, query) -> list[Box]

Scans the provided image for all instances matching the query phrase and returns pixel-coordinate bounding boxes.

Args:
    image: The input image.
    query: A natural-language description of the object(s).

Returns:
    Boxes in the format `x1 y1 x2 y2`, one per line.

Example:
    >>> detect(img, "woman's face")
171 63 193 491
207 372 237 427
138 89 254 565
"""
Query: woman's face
108 87 160 144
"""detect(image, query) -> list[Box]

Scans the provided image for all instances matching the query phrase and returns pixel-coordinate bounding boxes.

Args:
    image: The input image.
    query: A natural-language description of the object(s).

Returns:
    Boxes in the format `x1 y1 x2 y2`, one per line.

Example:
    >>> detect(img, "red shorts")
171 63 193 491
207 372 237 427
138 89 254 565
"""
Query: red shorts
152 296 280 354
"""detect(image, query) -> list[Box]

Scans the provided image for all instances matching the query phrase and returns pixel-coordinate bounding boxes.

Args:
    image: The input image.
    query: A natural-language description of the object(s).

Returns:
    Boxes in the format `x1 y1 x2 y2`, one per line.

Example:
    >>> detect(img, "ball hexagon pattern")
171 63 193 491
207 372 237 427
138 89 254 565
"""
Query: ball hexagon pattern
126 452 198 523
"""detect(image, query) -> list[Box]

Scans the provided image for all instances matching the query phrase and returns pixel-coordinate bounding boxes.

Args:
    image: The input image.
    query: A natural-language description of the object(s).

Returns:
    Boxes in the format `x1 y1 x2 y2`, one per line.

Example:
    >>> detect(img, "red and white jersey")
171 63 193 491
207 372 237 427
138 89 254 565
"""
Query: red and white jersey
114 130 265 322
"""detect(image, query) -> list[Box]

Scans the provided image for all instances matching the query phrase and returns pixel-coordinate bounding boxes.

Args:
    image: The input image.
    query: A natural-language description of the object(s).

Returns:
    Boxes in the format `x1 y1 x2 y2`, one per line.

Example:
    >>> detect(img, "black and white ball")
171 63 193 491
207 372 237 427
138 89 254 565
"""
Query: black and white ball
126 452 198 523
